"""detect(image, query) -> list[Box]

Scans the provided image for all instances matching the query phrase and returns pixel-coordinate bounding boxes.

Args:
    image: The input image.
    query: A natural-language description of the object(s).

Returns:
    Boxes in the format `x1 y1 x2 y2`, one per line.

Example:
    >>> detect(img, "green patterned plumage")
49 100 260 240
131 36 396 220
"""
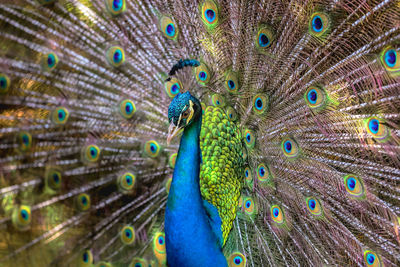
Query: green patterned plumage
200 106 244 244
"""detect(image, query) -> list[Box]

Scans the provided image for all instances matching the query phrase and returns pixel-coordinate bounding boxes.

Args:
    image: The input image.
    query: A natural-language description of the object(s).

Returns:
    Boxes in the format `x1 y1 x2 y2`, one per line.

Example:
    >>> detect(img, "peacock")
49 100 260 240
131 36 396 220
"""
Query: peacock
0 0 400 266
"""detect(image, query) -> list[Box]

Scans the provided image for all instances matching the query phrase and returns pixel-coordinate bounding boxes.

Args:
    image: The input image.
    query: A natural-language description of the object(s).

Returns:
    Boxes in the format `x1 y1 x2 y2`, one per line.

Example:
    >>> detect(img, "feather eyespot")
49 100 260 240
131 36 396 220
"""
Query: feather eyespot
228 252 246 267
106 0 126 16
243 197 256 216
165 78 182 98
271 205 285 224
118 172 135 191
211 94 225 107
256 26 274 49
304 86 326 109
106 46 125 67
381 46 399 73
309 12 330 37
16 131 32 152
344 174 365 198
12 205 31 230
43 52 59 71
256 163 270 182
153 232 166 254
0 73 10 94
364 250 382 267
194 63 211 85
253 94 268 115
76 193 91 211
365 117 390 142
144 140 160 158
281 137 299 158
119 99 136 119
243 129 256 149
83 145 101 163
244 167 251 179
306 197 323 217
160 16 178 40
78 250 93 267
153 232 166 264
46 168 62 191
51 106 69 125
225 71 239 93
120 225 135 245
226 107 237 121
200 0 219 28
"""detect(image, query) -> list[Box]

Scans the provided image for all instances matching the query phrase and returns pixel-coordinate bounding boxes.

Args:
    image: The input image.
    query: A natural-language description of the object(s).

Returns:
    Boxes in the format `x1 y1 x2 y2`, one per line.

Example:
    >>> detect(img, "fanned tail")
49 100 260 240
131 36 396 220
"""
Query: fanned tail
0 0 400 266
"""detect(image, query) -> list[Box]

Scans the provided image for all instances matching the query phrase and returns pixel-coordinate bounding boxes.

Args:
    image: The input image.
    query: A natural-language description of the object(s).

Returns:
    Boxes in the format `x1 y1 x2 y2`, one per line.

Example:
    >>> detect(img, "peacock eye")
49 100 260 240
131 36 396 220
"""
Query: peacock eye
181 109 190 118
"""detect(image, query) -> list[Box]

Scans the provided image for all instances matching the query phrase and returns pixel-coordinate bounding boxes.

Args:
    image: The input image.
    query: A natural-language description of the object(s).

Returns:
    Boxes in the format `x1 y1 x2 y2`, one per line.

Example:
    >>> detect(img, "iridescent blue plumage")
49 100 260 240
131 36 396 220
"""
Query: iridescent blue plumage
165 92 227 267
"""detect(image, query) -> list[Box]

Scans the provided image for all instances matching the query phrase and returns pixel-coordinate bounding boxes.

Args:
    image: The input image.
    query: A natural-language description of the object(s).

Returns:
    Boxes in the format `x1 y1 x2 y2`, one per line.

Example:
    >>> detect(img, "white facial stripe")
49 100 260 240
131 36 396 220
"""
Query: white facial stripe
187 100 195 124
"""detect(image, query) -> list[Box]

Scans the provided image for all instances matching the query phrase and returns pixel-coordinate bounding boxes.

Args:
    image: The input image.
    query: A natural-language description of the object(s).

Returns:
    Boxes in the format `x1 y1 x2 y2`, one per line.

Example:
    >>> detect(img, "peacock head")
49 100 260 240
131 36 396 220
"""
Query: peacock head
167 91 201 144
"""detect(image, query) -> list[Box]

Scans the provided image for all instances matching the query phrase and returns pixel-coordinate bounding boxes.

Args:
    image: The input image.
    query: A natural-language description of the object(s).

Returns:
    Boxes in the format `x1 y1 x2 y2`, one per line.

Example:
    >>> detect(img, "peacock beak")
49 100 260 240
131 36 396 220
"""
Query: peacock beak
167 122 182 145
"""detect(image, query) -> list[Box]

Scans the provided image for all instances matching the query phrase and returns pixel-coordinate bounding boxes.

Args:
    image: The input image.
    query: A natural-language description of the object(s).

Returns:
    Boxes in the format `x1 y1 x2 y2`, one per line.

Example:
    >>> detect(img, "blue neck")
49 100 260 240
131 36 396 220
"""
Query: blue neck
165 114 227 267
